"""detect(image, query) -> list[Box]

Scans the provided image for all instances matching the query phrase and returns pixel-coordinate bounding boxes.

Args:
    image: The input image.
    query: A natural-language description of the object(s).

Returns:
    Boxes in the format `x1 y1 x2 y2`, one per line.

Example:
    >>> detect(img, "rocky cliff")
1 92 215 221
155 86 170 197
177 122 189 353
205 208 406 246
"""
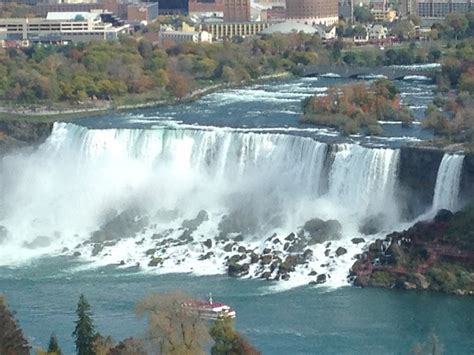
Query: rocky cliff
0 120 53 154
350 206 474 295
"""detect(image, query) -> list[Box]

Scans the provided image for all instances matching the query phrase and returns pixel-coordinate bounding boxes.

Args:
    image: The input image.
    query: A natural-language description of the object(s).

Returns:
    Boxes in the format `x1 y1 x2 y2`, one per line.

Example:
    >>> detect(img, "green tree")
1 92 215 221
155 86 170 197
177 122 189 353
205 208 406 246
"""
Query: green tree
47 333 62 355
354 6 374 23
210 318 260 355
446 13 468 41
72 294 96 355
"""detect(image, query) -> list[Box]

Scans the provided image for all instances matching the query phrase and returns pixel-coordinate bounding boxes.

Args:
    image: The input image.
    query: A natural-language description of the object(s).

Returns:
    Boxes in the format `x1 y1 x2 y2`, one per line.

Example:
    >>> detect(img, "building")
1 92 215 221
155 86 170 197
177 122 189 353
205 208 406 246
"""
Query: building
127 2 159 22
260 19 336 39
416 0 472 18
157 0 189 14
367 24 388 40
261 6 287 20
0 12 130 44
371 8 397 21
159 28 212 43
286 0 339 26
188 0 224 15
224 0 251 22
200 21 274 39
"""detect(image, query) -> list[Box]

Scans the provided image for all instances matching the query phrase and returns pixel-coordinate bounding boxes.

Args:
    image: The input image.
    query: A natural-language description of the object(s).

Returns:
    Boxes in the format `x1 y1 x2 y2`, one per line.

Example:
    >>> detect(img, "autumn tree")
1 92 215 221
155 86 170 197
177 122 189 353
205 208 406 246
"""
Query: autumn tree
136 290 211 355
72 294 96 355
0 295 30 355
210 317 260 355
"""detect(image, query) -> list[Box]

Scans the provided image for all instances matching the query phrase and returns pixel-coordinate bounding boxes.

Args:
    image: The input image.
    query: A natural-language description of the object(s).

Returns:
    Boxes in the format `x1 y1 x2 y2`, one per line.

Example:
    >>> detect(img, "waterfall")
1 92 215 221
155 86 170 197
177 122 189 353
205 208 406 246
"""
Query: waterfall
0 122 402 267
432 154 465 212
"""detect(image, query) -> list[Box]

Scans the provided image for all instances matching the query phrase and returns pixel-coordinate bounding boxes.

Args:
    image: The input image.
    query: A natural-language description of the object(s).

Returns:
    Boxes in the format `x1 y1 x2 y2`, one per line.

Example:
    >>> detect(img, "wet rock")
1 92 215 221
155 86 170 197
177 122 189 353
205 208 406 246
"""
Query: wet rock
24 236 51 249
228 262 249 277
309 270 318 276
62 247 69 253
261 271 272 280
309 281 317 286
224 243 235 252
249 253 259 264
335 247 347 257
203 239 212 249
182 210 209 232
91 244 104 257
324 249 330 257
135 239 145 245
266 233 277 242
233 235 244 242
434 209 454 224
148 257 163 267
199 252 214 260
351 237 366 245
119 260 125 266
73 251 81 257
237 246 246 253
281 273 290 281
316 274 327 284
260 255 272 265
283 242 290 251
263 248 272 255
273 238 281 244
359 214 386 235
90 209 148 242
279 255 298 274
285 233 296 242
303 218 342 244
145 248 156 256
303 249 313 259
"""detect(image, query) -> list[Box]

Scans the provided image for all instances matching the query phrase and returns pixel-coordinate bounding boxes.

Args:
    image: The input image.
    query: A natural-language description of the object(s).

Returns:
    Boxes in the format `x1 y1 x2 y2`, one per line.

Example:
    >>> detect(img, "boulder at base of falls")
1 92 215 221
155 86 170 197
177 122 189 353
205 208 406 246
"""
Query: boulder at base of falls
359 214 386 235
350 204 474 295
335 247 347 257
227 261 250 277
90 208 148 242
182 210 209 232
302 218 342 244
23 236 51 249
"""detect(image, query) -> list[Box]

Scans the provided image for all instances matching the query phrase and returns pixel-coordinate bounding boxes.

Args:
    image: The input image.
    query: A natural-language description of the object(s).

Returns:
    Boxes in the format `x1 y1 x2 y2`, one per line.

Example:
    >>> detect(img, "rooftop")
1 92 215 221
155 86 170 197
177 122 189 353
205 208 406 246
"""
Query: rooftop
46 12 101 21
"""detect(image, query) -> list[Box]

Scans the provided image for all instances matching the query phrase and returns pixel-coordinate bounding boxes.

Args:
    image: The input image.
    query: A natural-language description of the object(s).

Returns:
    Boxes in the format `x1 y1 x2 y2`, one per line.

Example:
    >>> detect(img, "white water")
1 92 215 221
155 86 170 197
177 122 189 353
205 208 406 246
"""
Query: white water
0 122 459 288
432 154 465 212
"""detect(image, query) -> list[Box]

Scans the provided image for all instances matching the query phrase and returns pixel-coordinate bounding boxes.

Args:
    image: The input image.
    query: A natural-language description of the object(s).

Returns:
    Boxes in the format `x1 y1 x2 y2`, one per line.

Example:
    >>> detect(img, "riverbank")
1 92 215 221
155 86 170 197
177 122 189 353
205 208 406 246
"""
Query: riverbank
0 72 292 122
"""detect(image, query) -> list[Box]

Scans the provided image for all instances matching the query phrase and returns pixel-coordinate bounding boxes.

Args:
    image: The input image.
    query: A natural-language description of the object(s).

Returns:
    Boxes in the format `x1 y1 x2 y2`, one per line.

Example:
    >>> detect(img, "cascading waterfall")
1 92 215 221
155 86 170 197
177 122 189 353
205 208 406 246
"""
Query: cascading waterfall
0 122 407 287
432 153 465 212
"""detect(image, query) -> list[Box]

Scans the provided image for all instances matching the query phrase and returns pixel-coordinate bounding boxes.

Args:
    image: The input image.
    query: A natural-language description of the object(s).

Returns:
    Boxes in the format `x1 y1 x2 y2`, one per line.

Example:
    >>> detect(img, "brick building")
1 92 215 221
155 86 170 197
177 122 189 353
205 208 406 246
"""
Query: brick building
224 0 251 21
189 0 224 14
286 0 339 25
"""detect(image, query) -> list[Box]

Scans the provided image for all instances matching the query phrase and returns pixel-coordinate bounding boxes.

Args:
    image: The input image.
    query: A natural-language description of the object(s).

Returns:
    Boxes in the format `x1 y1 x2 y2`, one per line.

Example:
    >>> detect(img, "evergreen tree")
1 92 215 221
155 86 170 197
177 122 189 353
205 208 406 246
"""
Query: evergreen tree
72 294 96 355
47 333 62 355
0 295 30 355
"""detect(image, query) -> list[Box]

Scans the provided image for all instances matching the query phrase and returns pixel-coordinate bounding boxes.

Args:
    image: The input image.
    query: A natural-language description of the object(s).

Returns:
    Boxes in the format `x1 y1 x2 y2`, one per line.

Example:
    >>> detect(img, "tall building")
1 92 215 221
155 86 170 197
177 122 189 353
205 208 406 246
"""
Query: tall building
224 0 251 22
416 0 472 18
189 0 224 14
286 0 339 25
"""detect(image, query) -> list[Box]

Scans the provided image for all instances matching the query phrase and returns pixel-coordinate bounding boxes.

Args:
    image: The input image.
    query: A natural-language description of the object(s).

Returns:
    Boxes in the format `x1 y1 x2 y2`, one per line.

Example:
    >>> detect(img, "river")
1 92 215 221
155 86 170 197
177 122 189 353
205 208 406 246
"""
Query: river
1 75 473 354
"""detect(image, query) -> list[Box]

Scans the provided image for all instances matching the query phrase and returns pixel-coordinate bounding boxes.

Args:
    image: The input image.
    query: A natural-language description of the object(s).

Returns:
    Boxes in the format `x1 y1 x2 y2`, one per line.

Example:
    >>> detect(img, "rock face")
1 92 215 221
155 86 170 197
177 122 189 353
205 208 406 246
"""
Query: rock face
90 209 148 242
0 120 53 154
351 206 474 295
302 218 342 244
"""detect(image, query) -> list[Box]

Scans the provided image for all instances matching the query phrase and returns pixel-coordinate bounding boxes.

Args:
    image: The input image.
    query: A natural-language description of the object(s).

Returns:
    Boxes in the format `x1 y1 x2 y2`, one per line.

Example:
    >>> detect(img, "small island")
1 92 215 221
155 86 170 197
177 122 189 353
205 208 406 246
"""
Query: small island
301 78 414 135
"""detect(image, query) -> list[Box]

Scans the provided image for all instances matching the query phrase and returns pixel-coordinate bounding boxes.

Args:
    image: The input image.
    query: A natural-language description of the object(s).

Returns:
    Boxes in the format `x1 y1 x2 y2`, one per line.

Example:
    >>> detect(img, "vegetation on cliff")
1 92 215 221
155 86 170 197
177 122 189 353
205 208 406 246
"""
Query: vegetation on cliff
302 78 414 135
351 205 474 295
419 35 474 150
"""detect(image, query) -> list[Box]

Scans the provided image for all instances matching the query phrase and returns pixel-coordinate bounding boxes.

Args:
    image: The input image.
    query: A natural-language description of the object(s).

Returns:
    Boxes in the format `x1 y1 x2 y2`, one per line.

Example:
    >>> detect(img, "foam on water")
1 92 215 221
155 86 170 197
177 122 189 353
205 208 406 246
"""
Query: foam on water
0 123 464 289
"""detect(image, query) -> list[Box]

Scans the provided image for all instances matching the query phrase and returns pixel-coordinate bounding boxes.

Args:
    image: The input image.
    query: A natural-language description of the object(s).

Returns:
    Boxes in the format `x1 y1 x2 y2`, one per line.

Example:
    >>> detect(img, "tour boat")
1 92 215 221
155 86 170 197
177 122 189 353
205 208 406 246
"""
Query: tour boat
183 294 236 320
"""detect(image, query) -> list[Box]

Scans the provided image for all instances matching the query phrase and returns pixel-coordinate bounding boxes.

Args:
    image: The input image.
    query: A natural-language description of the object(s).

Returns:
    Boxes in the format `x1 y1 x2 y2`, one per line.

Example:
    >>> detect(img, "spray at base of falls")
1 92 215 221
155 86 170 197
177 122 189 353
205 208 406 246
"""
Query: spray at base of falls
0 123 465 289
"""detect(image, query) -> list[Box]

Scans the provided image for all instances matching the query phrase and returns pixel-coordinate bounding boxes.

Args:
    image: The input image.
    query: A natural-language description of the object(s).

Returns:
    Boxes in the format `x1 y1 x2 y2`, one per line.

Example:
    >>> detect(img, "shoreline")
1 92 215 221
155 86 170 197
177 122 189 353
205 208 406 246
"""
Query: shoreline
0 72 292 123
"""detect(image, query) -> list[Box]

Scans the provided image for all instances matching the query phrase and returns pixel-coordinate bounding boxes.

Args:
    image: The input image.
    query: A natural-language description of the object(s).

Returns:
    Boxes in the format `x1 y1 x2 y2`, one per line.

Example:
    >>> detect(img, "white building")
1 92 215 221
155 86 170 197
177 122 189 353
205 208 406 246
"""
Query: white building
0 12 130 44
368 24 388 40
159 29 213 43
